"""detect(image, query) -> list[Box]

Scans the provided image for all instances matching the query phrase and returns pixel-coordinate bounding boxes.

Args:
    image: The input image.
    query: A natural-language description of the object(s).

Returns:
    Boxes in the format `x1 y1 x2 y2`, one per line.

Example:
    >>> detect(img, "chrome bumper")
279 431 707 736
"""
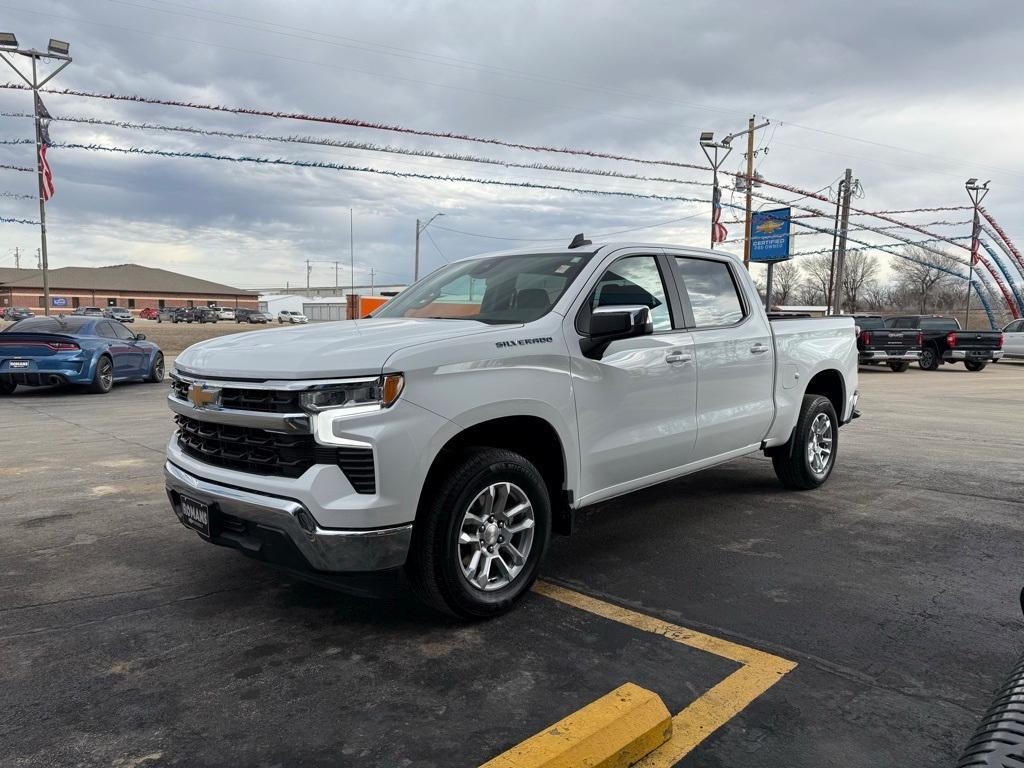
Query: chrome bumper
860 350 921 361
946 350 1003 360
164 461 412 572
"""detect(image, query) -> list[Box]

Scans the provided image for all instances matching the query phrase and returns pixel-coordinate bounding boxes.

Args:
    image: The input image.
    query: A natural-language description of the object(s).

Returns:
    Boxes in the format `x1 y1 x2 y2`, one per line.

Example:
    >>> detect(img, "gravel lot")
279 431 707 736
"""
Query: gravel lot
1 360 1022 766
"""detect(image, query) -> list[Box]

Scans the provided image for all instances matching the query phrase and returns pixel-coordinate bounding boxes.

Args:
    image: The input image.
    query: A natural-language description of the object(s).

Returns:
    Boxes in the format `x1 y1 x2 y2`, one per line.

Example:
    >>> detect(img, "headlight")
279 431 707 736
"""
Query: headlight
299 374 404 413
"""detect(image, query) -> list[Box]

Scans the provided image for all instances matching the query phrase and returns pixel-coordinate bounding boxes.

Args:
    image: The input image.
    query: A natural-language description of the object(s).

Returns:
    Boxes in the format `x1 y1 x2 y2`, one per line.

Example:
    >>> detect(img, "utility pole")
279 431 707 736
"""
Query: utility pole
369 267 375 296
305 259 312 291
0 34 72 316
965 178 990 330
13 246 19 268
414 212 444 281
334 261 339 293
831 168 854 316
742 116 756 269
36 248 41 269
698 132 732 250
349 207 355 299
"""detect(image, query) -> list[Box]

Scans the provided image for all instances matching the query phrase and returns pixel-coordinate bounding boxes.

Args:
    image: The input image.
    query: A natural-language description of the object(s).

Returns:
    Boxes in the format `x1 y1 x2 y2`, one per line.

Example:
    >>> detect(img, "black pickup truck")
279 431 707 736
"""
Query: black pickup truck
885 315 1004 371
851 314 921 372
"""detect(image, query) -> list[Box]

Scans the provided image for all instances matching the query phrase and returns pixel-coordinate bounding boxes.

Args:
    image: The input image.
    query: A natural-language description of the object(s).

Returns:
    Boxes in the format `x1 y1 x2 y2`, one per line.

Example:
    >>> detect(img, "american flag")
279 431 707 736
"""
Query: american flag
712 185 727 243
36 97 55 202
970 213 982 266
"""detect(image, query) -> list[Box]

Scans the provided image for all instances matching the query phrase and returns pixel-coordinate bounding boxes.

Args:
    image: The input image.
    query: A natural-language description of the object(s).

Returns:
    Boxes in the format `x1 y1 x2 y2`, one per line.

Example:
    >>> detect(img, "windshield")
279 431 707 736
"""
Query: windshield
375 252 593 324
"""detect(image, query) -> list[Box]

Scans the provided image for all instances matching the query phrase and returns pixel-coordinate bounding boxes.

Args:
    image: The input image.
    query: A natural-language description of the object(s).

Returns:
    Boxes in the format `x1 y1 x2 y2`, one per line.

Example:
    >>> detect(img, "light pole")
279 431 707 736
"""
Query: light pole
0 33 71 316
698 132 732 250
414 212 444 282
965 178 990 329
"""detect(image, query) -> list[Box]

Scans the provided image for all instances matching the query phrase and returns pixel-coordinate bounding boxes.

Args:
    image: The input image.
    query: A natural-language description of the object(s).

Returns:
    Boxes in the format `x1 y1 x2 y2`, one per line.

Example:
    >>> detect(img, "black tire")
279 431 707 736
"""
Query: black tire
888 362 910 372
0 378 15 395
965 360 987 372
771 394 838 491
918 346 941 370
146 352 165 383
87 355 114 394
405 447 551 619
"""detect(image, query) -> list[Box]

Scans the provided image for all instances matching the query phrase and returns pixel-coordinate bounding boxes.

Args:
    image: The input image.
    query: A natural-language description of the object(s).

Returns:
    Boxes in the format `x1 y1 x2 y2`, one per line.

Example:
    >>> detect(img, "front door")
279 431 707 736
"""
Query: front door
568 252 698 504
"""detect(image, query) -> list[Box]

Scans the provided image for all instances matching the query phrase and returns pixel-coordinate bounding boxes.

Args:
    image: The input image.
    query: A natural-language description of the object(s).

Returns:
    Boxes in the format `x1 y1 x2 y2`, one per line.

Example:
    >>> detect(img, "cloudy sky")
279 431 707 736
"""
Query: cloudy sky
1 0 1022 293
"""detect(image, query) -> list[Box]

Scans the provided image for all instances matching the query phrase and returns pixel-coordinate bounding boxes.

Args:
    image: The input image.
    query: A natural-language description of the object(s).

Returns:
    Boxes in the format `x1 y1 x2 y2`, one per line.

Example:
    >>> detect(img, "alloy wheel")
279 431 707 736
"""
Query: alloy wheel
457 482 536 592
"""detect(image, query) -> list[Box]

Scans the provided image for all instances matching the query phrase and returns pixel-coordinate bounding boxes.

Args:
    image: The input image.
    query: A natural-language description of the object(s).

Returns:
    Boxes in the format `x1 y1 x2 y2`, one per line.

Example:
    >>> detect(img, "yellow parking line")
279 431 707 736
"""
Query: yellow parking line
532 581 797 767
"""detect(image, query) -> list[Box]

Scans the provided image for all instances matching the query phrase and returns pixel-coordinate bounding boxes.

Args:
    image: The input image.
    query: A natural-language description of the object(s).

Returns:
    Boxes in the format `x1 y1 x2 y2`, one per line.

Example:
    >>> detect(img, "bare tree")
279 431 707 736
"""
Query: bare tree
840 250 882 313
890 246 963 313
769 260 803 306
800 253 833 305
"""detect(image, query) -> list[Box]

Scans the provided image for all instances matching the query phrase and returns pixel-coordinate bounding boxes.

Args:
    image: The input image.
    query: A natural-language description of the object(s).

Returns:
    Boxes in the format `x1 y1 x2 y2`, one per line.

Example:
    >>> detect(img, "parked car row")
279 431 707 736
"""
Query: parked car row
853 313 1013 372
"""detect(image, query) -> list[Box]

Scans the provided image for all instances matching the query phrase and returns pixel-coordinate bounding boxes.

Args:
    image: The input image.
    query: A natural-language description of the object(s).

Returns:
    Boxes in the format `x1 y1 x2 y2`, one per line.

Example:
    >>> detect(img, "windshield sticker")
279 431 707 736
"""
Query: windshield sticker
555 264 570 274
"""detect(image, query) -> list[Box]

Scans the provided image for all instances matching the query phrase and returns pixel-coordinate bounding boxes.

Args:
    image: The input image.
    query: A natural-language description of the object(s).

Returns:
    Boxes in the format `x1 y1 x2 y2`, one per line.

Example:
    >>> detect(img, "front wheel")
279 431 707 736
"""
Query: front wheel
87 356 114 394
771 394 838 490
405 448 551 619
965 360 987 372
888 362 910 372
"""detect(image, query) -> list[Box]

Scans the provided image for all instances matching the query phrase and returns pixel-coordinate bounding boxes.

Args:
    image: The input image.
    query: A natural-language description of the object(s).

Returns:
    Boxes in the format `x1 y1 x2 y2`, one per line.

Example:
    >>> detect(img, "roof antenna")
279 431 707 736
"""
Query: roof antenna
568 233 592 249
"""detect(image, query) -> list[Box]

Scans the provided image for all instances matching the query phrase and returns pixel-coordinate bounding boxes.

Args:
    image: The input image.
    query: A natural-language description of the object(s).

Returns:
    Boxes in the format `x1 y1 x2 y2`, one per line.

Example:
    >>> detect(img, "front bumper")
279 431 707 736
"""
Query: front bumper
946 350 1004 361
165 461 412 573
859 350 920 362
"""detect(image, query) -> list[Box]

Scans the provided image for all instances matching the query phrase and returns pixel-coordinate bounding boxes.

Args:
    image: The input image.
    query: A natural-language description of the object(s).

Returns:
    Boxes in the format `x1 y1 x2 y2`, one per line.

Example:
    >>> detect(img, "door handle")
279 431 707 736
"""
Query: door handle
665 351 693 365
750 343 770 355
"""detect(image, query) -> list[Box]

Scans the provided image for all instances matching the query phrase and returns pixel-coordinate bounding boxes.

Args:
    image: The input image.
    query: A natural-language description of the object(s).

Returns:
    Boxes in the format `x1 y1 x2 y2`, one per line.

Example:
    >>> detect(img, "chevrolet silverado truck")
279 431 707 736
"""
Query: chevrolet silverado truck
884 315 1004 371
164 240 859 618
851 314 921 372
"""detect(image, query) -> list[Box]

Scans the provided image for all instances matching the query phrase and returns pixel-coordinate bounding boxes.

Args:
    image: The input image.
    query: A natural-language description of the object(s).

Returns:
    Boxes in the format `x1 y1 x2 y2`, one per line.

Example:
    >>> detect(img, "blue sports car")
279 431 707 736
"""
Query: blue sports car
0 315 164 395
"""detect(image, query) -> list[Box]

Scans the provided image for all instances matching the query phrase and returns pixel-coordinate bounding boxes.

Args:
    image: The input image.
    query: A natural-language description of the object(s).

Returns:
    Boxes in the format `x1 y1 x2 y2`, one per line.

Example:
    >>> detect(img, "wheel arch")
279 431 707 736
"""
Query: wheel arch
417 413 574 535
803 368 845 420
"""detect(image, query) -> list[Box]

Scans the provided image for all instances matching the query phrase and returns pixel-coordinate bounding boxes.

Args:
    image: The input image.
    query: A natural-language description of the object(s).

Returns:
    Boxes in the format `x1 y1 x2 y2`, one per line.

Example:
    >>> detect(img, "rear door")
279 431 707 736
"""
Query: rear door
671 253 775 461
1004 319 1024 356
98 321 138 377
568 251 698 501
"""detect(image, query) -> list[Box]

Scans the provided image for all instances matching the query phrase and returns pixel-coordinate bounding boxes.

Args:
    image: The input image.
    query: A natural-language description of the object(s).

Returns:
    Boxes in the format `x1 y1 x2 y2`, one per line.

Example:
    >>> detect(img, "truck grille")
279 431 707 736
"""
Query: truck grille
170 378 300 413
175 414 376 492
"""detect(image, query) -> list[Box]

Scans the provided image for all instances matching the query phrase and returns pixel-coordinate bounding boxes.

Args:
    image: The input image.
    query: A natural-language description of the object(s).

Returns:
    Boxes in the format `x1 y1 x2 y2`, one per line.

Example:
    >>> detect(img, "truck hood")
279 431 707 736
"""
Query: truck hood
174 317 501 379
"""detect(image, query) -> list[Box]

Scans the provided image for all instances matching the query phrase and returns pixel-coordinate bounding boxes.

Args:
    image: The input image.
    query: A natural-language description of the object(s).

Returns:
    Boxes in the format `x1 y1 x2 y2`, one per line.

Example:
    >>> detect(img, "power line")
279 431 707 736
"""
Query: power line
0 111 713 188
48 141 714 205
0 83 711 171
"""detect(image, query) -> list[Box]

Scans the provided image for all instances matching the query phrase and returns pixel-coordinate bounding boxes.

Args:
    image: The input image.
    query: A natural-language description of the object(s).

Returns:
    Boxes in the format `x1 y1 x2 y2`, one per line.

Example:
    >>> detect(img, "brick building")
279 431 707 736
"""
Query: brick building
0 264 257 316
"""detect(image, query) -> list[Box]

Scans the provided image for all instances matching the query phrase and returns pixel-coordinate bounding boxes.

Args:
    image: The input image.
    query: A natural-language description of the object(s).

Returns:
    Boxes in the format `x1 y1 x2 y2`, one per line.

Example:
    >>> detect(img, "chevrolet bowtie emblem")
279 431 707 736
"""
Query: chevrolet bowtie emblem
187 383 220 409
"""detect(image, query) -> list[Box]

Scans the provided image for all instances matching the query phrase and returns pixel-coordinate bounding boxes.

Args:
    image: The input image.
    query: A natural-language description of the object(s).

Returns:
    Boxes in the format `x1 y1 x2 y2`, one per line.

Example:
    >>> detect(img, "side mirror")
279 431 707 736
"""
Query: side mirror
580 305 653 359
134 333 146 340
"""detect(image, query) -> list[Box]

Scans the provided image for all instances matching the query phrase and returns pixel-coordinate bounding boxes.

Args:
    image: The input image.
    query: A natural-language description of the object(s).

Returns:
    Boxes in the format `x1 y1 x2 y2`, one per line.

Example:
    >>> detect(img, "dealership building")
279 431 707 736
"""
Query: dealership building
0 264 257 315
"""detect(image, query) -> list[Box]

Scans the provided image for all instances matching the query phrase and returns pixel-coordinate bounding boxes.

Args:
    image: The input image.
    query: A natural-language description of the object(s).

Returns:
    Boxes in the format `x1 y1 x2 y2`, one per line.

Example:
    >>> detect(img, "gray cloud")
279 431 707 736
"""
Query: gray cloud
0 0 1020 293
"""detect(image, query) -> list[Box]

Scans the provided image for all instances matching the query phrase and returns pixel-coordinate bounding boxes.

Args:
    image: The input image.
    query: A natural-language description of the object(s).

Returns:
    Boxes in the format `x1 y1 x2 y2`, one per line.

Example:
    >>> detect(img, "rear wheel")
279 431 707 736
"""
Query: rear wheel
87 356 114 394
919 346 940 370
406 448 550 619
0 379 15 395
771 394 838 490
888 362 910 372
965 360 987 372
146 352 165 383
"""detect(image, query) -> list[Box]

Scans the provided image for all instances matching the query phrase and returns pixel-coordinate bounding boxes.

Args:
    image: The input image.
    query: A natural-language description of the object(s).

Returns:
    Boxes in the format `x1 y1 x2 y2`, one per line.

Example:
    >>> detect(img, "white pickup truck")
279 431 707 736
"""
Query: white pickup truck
165 240 859 618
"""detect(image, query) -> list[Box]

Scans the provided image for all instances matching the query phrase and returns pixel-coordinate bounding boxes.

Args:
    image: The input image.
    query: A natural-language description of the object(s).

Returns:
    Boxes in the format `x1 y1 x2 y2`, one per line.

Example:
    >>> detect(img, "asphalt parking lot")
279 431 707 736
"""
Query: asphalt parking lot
2 361 1023 767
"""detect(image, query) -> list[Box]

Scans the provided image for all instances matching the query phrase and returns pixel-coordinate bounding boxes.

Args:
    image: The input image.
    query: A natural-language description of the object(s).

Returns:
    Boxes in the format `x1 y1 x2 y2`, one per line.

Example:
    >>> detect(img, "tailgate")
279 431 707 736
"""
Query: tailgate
955 331 1003 350
868 329 918 350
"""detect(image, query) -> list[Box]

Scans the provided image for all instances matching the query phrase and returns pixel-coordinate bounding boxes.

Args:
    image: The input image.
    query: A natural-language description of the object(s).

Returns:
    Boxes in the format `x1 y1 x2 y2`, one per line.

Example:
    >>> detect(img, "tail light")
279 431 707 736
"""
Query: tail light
998 333 1004 349
947 332 957 347
859 330 871 345
47 341 80 351
917 332 924 346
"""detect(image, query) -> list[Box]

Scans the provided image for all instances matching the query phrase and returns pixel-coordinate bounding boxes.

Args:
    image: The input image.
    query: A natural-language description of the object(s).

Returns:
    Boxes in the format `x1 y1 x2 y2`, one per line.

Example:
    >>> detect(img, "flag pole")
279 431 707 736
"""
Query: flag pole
0 37 72 316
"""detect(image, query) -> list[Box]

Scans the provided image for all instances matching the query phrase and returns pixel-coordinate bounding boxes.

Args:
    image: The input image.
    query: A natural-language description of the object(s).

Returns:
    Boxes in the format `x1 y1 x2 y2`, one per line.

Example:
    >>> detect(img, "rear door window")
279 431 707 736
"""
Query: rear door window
673 257 745 328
